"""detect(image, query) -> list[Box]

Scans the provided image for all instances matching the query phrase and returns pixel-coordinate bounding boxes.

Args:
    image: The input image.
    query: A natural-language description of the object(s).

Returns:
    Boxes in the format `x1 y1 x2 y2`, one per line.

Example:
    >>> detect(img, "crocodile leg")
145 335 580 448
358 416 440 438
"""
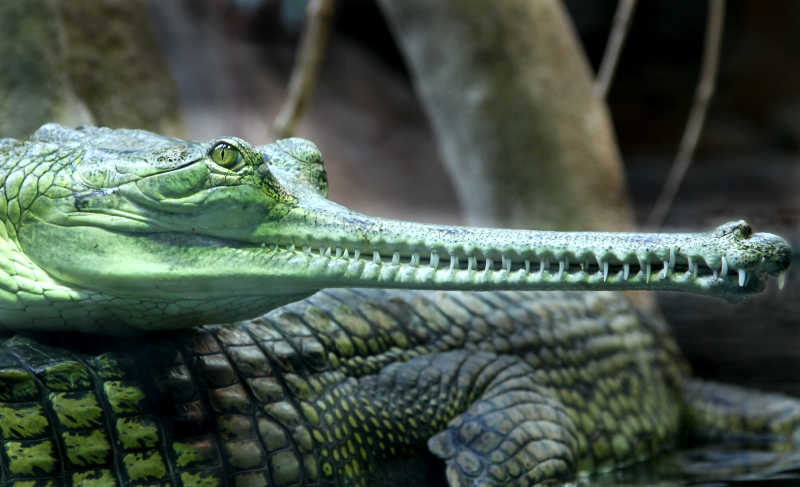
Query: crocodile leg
683 379 800 447
1 289 797 486
355 349 579 486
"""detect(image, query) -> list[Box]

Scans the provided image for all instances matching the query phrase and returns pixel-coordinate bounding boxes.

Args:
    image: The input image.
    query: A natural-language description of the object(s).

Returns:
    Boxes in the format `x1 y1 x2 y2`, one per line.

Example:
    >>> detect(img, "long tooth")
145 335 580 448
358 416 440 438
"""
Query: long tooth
646 263 652 282
669 248 676 269
602 261 609 281
392 252 400 265
524 260 531 273
502 255 511 272
353 249 360 260
557 260 566 279
335 247 343 258
373 251 381 264
738 269 746 287
467 256 476 271
721 256 728 277
450 255 458 270
687 257 695 277
661 260 669 279
430 252 439 268
325 247 332 257
778 271 787 290
540 260 549 274
484 258 493 272
411 252 420 266
623 263 630 280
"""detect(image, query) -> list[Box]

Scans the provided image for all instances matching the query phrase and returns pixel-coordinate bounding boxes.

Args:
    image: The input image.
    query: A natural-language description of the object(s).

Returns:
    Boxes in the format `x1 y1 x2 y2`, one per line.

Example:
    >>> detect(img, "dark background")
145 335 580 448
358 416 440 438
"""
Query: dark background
149 0 800 394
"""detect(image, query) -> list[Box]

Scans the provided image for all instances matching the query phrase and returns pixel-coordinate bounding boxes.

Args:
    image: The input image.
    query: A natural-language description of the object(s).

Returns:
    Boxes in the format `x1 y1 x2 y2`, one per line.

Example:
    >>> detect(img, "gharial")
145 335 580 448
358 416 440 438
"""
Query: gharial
0 124 794 487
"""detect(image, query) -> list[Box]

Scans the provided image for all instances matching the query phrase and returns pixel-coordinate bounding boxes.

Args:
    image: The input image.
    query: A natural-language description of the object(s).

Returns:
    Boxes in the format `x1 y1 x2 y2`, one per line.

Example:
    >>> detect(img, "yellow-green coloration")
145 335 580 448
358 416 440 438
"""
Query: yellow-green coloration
103 381 145 414
122 450 167 481
71 469 118 487
49 392 103 428
7 481 55 487
116 417 159 449
0 369 37 401
5 439 56 475
172 441 216 468
0 125 791 334
0 404 48 439
0 126 796 486
42 360 91 390
63 429 111 466
179 471 221 487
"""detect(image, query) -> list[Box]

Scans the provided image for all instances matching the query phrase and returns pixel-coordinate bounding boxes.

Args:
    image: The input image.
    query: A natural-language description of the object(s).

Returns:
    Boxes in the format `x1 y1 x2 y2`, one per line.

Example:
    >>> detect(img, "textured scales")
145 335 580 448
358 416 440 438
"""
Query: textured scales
2 289 800 486
0 125 792 333
0 125 796 486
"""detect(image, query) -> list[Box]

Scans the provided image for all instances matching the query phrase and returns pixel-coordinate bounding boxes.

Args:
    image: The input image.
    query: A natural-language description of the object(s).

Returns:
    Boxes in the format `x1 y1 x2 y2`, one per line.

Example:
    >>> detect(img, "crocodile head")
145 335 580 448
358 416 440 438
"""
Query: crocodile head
0 124 790 332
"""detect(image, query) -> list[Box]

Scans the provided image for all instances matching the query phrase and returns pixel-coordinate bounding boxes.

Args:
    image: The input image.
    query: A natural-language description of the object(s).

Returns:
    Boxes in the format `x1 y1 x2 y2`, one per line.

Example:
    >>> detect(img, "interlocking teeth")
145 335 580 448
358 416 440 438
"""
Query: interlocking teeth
289 243 780 292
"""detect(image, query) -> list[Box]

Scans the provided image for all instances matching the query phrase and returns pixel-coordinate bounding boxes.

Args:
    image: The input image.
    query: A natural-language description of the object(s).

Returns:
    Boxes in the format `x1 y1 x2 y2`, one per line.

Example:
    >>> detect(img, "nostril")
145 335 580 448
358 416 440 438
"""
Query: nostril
712 220 752 238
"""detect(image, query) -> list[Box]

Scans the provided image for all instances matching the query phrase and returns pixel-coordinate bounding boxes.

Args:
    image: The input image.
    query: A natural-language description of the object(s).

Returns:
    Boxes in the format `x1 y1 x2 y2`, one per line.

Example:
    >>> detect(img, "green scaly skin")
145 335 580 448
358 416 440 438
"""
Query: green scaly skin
0 124 790 333
0 124 795 486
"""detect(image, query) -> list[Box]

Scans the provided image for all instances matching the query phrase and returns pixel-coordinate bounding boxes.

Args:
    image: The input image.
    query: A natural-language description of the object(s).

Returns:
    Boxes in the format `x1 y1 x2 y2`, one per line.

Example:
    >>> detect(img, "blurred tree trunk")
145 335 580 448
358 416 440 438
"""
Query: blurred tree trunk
378 0 634 232
0 0 94 138
0 0 183 138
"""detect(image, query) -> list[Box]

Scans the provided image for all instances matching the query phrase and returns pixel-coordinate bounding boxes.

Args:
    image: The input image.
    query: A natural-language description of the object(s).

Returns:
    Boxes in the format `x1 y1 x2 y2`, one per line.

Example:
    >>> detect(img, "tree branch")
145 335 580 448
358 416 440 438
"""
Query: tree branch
594 0 637 99
646 0 725 229
272 0 336 139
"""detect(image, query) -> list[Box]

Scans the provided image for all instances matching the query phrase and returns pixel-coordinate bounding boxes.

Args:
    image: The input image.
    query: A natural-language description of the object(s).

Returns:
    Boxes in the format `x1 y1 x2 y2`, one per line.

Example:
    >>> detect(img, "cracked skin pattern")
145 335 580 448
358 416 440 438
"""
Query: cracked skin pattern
1 290 800 486
0 125 796 486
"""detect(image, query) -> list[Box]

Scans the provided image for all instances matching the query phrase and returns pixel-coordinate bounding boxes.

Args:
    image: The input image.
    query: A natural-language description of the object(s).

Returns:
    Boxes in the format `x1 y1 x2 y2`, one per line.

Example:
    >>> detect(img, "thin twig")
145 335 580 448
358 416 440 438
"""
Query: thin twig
646 0 725 229
272 0 336 139
594 0 637 99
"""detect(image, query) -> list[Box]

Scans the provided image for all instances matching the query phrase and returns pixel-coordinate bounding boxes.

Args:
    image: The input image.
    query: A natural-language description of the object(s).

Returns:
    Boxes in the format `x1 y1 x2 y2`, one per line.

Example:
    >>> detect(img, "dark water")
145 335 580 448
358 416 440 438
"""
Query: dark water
585 445 800 487
370 443 800 486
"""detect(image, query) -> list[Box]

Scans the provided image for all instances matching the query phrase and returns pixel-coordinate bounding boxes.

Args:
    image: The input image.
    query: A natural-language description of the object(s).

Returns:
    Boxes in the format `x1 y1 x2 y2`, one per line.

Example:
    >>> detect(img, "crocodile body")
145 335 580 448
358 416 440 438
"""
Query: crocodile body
0 125 795 486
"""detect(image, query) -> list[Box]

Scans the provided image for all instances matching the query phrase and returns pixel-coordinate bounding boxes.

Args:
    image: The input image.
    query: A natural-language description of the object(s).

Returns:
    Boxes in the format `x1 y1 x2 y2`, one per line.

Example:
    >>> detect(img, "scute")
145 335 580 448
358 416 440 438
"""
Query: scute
30 123 188 152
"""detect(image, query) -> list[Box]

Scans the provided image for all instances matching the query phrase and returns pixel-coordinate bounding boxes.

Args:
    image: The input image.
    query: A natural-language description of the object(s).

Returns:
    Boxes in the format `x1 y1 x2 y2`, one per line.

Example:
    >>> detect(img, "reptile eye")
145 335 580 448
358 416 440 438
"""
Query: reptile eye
210 143 242 168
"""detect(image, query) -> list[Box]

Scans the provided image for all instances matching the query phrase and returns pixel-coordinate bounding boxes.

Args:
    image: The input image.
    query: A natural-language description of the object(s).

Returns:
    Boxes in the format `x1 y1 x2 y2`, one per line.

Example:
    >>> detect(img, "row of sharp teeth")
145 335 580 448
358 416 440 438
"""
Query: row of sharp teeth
264 243 787 289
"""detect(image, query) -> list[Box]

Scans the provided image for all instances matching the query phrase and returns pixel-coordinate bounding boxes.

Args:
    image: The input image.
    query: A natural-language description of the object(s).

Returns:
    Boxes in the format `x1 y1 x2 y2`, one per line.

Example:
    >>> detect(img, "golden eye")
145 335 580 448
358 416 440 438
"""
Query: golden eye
211 143 242 168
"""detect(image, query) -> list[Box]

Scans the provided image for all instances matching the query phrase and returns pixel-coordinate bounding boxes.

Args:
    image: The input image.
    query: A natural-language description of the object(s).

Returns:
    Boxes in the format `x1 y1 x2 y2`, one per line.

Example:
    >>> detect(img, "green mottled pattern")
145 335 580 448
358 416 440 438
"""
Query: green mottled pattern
0 125 791 334
2 289 799 486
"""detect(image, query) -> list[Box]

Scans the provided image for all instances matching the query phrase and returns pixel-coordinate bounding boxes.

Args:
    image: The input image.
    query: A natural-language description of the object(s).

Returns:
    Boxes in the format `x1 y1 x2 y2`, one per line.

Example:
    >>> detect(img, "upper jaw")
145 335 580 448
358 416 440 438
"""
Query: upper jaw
246 200 791 299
